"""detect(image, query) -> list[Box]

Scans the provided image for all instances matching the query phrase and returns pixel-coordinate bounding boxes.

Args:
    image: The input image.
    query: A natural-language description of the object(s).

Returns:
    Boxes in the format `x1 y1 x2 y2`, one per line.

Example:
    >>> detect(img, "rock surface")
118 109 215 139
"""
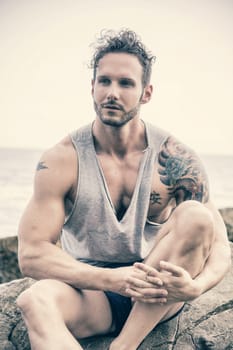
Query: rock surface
219 208 233 242
0 244 232 350
0 236 22 284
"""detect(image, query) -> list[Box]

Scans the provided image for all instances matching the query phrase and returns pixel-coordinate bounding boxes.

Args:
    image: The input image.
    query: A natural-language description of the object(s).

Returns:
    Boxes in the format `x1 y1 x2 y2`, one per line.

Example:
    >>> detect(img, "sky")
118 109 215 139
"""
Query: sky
0 0 233 155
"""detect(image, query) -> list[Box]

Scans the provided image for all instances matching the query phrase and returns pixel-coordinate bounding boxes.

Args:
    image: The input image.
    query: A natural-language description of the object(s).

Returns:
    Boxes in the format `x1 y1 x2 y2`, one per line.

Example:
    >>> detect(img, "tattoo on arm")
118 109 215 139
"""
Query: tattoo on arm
150 191 162 205
36 161 48 171
158 136 209 204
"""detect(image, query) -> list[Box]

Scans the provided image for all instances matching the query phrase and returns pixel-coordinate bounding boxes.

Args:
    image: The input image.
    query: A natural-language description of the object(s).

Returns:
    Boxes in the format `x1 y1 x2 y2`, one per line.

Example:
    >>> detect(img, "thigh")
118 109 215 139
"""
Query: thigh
28 279 114 339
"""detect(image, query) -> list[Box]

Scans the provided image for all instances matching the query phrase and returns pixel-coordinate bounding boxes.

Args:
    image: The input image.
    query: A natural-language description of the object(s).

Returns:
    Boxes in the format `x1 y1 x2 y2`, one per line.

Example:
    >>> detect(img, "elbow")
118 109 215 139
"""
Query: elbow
18 253 32 277
18 247 38 278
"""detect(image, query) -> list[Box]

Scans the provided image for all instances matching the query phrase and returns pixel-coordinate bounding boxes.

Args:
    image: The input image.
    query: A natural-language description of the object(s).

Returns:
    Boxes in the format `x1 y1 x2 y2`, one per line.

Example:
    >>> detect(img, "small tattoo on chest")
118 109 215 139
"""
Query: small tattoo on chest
36 161 48 171
150 191 162 205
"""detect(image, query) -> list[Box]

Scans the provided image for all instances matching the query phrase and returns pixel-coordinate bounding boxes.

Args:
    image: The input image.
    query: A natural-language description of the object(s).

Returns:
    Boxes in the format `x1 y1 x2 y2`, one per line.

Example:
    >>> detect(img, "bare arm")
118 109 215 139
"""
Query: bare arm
18 142 121 291
127 137 231 302
160 136 231 295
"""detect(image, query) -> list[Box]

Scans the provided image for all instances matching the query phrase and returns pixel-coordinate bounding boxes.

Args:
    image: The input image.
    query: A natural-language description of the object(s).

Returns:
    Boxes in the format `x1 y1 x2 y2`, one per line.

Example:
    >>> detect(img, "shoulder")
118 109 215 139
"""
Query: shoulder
34 135 77 198
157 134 209 204
40 135 76 166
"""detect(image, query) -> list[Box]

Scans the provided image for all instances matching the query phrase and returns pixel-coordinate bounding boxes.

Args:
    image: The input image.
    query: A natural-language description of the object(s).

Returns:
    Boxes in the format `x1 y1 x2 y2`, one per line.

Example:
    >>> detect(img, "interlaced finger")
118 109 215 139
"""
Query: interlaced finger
126 276 154 289
159 261 184 277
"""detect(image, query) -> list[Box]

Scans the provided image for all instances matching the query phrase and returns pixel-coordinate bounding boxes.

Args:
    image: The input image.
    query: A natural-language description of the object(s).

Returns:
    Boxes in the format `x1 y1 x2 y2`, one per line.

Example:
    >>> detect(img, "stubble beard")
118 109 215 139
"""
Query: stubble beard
94 101 141 128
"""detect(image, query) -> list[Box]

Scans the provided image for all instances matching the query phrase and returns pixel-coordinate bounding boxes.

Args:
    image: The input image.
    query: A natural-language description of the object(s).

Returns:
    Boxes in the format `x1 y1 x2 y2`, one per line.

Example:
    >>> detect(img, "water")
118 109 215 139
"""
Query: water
0 148 233 238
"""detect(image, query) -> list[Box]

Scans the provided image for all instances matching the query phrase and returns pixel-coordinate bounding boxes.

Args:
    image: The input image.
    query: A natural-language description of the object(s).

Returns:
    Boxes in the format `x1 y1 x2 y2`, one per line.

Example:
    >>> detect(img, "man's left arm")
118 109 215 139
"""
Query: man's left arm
154 139 232 299
127 137 231 302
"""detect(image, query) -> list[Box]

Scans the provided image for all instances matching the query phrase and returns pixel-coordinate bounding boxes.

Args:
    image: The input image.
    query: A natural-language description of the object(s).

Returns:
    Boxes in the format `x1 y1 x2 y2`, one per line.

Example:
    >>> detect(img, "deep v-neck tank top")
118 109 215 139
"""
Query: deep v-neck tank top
61 121 169 267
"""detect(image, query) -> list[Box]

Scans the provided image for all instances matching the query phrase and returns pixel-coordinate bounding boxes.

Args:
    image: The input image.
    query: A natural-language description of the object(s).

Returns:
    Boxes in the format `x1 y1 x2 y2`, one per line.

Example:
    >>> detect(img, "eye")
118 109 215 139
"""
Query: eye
119 79 134 87
98 77 111 85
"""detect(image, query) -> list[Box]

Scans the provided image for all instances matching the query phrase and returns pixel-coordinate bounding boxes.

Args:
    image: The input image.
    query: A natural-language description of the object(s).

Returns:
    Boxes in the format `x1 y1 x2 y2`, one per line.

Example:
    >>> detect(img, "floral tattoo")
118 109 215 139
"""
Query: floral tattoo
158 136 209 204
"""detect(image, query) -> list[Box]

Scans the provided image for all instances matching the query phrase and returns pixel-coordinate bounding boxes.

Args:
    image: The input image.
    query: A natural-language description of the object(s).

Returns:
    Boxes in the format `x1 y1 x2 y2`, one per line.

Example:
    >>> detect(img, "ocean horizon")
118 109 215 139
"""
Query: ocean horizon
0 147 233 239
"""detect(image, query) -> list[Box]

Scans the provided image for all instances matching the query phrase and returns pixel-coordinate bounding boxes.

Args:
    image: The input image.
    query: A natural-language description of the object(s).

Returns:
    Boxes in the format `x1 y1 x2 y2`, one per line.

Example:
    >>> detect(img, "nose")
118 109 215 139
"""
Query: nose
106 83 119 101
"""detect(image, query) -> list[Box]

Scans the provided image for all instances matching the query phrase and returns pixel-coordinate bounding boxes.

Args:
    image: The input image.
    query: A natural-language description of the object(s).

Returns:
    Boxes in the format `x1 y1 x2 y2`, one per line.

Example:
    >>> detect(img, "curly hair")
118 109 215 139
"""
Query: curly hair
90 29 156 87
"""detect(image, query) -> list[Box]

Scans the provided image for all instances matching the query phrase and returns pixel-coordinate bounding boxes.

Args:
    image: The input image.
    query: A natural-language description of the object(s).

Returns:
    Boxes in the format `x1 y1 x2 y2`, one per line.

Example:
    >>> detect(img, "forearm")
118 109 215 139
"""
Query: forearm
18 241 111 291
194 241 231 295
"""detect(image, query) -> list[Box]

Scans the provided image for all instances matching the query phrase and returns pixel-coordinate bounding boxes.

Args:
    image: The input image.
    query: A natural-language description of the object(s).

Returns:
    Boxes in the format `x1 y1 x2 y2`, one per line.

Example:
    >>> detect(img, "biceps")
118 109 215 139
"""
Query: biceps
18 195 65 244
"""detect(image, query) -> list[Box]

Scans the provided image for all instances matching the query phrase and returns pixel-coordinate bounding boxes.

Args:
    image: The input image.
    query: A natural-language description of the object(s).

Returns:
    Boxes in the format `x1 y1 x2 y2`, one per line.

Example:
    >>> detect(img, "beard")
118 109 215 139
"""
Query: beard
94 101 141 128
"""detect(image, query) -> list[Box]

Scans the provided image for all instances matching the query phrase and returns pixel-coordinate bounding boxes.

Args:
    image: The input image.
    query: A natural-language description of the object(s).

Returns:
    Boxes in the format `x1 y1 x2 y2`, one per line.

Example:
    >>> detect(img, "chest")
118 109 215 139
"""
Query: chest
97 152 141 215
96 153 176 222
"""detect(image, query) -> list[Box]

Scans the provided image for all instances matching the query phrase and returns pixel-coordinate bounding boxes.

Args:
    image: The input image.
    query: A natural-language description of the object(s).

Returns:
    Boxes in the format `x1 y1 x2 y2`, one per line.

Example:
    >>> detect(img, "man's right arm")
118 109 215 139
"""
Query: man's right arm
18 141 136 294
18 142 110 290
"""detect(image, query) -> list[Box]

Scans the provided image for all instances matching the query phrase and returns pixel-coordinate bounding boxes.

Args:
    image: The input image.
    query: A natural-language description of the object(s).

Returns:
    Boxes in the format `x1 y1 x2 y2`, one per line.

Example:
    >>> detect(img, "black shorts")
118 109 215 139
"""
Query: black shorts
104 291 184 336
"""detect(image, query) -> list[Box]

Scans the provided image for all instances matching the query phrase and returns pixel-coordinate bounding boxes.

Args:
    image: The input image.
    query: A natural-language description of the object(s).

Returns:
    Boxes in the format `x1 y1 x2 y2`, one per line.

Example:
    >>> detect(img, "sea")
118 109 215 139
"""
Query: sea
0 148 233 239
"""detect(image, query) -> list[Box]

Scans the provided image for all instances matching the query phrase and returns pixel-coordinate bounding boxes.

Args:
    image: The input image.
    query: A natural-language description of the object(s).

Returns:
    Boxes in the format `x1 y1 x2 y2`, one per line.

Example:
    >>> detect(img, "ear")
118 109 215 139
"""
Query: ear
140 84 153 104
91 79 95 96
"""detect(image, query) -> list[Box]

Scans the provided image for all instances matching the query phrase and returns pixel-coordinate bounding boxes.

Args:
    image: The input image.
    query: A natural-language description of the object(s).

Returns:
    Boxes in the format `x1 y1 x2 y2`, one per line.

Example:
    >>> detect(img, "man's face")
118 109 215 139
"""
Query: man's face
92 53 152 127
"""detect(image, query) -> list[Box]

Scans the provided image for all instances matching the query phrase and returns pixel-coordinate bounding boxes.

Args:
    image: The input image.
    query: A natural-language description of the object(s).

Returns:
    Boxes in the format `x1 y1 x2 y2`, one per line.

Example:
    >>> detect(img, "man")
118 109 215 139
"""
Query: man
17 29 231 350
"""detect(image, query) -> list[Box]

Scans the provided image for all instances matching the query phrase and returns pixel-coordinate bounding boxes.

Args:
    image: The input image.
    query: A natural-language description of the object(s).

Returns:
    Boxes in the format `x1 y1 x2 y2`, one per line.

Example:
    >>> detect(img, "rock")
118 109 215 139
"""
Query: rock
0 237 22 284
219 208 233 242
0 244 232 350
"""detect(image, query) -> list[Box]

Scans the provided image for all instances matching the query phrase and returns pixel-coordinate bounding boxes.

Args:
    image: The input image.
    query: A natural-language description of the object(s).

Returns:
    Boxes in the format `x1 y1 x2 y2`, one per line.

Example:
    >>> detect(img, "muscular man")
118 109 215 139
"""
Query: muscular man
17 29 231 350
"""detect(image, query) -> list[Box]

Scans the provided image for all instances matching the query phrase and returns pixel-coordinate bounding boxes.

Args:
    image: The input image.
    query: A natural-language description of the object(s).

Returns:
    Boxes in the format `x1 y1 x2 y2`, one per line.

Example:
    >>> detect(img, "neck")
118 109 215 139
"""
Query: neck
92 117 147 157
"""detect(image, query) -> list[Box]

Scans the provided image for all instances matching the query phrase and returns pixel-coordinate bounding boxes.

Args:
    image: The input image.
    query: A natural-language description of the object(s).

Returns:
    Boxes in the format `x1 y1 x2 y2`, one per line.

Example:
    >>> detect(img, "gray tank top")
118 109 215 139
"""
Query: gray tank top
61 121 169 267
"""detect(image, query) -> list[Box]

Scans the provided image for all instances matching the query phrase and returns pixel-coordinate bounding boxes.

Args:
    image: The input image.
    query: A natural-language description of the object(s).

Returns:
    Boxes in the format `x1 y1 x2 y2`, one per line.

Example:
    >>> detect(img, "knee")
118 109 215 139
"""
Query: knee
173 200 215 246
17 279 61 315
17 288 33 315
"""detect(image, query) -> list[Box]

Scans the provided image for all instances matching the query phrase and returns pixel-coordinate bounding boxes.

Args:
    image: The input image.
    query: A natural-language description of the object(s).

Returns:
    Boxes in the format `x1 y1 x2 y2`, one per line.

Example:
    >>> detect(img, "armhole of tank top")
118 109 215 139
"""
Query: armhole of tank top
145 122 170 151
64 132 81 225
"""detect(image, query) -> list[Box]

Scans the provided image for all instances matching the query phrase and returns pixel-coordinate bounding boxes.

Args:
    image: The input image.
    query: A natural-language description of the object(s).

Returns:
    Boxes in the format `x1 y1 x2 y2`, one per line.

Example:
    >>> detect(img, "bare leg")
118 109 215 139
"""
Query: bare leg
17 279 113 350
110 201 215 350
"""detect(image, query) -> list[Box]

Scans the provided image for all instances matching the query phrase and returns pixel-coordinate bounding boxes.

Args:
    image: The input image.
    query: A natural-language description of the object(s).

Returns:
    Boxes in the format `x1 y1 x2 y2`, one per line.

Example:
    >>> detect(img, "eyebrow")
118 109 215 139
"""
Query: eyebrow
97 75 136 83
97 75 110 80
119 77 135 83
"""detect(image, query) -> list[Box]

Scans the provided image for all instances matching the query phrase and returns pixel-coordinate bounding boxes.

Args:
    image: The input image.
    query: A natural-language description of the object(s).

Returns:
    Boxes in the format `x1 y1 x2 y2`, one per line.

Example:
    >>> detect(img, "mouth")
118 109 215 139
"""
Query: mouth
102 104 122 111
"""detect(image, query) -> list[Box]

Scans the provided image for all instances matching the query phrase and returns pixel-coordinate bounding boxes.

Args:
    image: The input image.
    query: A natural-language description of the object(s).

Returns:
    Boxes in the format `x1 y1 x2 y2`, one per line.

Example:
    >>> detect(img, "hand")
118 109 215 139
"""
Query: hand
107 266 138 297
158 261 202 302
108 265 165 301
130 261 202 303
123 263 168 303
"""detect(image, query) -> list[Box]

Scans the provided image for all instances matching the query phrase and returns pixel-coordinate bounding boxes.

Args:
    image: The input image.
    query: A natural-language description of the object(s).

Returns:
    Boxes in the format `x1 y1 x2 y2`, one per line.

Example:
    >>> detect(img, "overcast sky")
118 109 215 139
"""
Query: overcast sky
0 0 233 154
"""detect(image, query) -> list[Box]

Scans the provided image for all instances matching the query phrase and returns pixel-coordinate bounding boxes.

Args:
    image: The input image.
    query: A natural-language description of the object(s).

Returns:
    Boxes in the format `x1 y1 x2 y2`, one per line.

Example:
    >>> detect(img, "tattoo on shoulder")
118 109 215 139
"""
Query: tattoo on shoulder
158 136 209 204
36 161 48 171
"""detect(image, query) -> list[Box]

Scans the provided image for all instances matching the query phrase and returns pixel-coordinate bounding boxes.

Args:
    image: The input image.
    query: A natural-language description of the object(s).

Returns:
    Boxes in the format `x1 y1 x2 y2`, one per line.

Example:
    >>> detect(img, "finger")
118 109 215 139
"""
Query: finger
125 288 143 298
145 275 165 286
126 276 154 289
159 261 184 277
134 262 159 277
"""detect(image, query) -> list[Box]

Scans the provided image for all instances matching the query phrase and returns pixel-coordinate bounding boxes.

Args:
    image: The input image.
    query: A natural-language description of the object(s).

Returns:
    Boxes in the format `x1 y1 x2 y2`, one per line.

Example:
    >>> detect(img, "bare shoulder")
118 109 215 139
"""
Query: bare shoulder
157 135 209 204
34 135 77 198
